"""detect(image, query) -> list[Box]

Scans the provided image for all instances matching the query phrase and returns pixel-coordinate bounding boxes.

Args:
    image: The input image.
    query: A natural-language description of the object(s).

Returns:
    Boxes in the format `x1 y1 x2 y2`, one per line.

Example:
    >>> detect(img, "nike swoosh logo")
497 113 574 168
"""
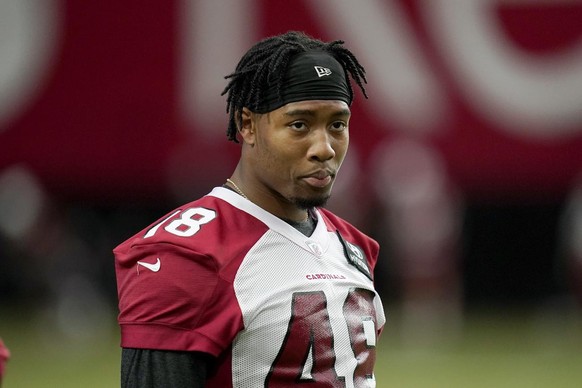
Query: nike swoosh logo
137 258 161 272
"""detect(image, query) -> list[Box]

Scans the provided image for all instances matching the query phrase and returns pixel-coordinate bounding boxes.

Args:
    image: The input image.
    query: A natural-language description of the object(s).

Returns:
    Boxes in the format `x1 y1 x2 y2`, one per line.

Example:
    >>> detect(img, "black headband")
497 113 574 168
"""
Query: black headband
255 51 352 113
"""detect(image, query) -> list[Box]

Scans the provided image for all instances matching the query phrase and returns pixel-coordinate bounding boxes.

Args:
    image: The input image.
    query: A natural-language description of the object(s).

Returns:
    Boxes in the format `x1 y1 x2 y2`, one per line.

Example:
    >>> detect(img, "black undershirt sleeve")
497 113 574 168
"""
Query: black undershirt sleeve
121 348 213 388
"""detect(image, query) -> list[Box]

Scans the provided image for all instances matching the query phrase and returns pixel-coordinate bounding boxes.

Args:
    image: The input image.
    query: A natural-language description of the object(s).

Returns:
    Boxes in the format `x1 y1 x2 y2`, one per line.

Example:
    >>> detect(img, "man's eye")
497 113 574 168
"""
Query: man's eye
290 122 307 130
331 122 347 131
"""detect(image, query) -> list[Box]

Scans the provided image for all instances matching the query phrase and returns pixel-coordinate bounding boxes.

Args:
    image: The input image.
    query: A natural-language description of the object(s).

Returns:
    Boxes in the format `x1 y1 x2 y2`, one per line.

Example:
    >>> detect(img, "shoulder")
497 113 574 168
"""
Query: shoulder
114 192 269 266
317 207 380 265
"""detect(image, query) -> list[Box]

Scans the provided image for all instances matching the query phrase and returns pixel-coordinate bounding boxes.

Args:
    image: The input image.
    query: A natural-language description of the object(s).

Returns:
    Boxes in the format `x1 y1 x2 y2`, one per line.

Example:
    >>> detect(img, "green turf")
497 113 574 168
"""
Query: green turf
375 307 582 388
1 306 581 387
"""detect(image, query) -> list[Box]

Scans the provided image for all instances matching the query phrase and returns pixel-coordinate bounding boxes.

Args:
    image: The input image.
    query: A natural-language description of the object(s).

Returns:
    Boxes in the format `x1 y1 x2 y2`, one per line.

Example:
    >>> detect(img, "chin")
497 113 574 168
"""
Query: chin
293 194 331 209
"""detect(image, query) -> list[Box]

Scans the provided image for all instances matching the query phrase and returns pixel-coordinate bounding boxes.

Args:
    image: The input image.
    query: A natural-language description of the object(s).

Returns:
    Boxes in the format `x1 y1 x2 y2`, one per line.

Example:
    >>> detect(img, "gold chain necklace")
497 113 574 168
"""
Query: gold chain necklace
226 178 247 199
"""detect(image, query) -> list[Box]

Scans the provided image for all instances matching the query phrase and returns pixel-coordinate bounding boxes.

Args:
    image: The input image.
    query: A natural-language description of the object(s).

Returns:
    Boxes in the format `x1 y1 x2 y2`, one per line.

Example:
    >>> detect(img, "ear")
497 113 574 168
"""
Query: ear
238 107 256 145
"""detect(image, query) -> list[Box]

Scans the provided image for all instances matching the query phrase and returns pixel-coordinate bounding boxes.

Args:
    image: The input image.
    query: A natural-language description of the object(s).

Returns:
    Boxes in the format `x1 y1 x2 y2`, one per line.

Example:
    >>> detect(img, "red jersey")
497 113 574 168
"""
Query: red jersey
114 187 385 387
0 337 9 380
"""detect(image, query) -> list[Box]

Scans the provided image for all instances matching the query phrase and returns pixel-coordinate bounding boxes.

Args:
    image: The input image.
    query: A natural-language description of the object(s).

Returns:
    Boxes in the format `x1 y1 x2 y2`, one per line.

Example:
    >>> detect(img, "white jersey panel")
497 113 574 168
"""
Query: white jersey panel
232 229 384 387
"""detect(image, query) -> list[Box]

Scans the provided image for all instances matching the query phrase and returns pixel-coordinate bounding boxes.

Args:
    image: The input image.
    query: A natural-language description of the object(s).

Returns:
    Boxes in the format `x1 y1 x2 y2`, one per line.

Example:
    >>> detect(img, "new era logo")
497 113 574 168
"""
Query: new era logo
314 66 332 77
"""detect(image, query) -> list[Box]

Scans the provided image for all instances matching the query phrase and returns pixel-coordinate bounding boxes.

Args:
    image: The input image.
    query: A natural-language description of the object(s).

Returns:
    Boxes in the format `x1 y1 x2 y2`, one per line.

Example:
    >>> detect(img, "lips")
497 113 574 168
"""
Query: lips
302 170 334 188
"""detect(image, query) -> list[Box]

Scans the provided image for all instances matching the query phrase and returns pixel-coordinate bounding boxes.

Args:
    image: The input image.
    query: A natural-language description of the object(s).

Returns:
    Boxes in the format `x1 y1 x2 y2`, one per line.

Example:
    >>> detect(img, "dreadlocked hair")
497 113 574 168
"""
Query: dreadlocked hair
221 31 367 143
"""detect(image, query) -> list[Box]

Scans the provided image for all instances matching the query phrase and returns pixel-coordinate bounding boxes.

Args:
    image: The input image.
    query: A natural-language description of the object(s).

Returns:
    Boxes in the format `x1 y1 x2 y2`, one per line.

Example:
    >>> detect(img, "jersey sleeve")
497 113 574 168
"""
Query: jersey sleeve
114 240 244 356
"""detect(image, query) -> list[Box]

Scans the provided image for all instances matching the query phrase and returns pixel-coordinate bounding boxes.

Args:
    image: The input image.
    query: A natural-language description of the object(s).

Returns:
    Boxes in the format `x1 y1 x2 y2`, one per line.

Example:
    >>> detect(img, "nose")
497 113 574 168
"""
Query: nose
308 129 336 162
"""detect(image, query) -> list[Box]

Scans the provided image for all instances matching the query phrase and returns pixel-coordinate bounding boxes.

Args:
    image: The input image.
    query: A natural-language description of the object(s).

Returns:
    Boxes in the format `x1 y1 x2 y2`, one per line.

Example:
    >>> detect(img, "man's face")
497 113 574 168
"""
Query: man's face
246 100 351 211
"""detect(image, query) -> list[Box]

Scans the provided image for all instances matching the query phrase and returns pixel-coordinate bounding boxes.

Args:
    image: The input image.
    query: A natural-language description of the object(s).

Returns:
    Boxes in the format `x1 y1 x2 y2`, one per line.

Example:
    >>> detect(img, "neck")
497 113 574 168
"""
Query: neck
226 172 309 222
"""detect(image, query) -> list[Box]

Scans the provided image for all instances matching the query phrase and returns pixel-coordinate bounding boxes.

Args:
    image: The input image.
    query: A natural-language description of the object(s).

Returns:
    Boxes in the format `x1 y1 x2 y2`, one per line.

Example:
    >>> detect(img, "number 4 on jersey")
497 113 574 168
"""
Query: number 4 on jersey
266 289 378 387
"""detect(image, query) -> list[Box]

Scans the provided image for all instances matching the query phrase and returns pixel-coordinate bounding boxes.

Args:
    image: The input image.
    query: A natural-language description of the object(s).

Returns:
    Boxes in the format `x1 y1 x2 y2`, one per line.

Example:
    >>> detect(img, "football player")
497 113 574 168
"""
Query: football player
115 31 385 387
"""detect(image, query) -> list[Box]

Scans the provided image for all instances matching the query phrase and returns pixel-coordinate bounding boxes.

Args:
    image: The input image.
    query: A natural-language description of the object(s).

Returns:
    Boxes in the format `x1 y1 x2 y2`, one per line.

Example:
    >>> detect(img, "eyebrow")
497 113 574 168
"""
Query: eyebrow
284 108 351 118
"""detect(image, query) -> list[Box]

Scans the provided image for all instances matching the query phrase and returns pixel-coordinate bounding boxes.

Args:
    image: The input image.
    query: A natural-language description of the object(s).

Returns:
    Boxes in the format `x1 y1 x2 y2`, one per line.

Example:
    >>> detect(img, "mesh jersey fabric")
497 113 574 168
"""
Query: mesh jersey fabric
114 186 386 387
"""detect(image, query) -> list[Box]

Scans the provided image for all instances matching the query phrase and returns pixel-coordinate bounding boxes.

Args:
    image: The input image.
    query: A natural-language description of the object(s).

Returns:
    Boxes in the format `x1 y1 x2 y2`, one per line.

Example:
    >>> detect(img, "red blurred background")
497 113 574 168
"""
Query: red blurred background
1 0 582 326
